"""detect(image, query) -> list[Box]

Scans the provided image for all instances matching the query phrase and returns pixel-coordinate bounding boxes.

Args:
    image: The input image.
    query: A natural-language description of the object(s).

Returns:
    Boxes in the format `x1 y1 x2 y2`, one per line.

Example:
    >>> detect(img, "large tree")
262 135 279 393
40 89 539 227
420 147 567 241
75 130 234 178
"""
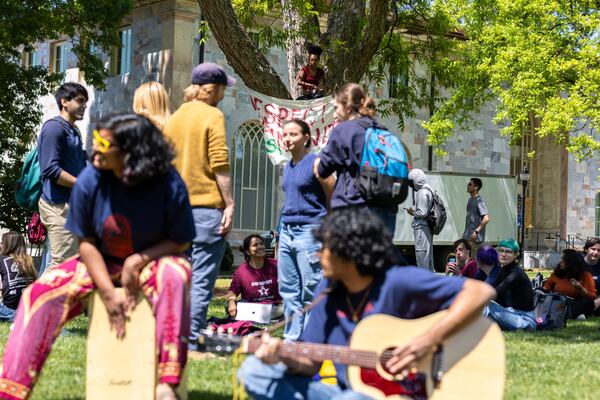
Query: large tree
0 0 132 232
198 0 600 160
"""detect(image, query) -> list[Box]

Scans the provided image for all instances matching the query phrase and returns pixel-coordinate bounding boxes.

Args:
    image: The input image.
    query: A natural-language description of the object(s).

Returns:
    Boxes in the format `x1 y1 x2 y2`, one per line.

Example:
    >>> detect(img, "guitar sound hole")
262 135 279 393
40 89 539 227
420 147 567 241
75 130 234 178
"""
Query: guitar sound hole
379 346 396 375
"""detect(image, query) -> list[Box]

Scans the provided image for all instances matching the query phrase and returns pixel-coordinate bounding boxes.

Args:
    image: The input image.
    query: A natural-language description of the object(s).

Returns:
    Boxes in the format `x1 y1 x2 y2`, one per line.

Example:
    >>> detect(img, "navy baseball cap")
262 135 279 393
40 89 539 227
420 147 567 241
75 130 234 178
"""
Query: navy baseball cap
191 63 236 86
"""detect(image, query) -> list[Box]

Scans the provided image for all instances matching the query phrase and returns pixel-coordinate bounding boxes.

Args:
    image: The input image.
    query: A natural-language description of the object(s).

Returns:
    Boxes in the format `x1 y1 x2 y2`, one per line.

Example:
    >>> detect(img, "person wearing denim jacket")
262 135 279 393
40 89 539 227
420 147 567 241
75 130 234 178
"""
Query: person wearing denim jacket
279 119 335 341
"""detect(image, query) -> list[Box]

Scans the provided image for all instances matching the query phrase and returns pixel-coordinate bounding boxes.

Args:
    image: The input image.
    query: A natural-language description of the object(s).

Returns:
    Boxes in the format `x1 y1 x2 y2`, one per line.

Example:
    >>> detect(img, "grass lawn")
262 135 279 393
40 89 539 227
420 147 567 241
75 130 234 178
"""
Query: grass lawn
1 277 599 399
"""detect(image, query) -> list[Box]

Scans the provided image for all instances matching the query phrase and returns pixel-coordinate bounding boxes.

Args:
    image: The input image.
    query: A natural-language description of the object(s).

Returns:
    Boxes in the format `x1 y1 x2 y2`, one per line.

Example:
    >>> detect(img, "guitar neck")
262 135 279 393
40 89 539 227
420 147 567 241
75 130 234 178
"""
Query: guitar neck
244 338 378 369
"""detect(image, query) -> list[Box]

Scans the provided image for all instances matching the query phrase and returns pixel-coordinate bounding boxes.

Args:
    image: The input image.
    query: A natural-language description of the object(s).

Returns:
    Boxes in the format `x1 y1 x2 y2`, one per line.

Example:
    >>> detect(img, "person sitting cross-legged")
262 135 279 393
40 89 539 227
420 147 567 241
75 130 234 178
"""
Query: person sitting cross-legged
483 239 536 331
543 248 597 319
0 114 195 400
239 208 495 400
224 234 283 321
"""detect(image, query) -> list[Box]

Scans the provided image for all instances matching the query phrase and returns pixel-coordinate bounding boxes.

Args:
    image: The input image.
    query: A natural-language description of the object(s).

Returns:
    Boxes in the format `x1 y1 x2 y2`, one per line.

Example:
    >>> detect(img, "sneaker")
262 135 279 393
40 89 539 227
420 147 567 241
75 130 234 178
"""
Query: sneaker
576 314 586 321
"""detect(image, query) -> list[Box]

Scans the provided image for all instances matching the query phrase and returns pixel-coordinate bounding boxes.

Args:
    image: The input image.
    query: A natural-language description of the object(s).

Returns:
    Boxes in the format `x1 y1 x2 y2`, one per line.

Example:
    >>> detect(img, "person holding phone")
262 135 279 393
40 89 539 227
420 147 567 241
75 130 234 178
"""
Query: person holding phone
445 239 479 278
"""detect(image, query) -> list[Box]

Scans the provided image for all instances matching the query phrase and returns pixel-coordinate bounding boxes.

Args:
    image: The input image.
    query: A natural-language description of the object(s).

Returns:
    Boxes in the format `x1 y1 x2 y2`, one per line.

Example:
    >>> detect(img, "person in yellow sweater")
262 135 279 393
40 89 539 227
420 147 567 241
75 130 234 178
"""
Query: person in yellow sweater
164 63 236 352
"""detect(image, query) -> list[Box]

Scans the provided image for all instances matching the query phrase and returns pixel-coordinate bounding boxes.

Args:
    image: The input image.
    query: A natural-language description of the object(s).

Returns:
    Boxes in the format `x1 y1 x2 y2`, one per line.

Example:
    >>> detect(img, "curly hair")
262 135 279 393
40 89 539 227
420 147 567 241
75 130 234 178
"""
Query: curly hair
96 114 175 186
314 208 401 277
305 43 323 57
554 248 586 280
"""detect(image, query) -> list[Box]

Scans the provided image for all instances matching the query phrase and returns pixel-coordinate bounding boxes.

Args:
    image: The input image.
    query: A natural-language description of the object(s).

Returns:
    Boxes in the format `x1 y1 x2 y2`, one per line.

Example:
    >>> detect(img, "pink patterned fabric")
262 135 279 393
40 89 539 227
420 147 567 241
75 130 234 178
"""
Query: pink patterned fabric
0 254 191 399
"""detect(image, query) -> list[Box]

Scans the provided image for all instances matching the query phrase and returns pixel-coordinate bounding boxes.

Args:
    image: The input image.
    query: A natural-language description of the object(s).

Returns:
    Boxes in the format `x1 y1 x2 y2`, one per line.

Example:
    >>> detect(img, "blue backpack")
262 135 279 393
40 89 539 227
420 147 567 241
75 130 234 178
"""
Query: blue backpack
14 147 42 211
356 121 410 207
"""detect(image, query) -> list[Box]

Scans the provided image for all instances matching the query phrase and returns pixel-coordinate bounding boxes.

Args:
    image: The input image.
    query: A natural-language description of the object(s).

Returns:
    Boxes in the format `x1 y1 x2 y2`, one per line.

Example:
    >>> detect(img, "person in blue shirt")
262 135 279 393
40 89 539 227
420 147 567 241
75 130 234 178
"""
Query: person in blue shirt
278 119 335 341
314 83 408 235
240 208 496 400
37 82 88 270
0 114 195 400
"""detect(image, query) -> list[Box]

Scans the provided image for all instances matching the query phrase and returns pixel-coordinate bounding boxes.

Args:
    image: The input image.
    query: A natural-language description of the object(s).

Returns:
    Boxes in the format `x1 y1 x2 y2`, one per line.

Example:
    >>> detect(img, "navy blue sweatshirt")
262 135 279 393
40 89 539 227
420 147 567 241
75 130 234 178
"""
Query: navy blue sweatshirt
281 153 327 225
317 116 389 209
37 116 86 204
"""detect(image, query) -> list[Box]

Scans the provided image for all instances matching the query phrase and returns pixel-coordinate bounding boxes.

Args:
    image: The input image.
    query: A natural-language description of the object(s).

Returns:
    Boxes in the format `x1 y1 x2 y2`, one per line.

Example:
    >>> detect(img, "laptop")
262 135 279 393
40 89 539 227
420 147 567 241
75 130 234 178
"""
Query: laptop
235 302 273 324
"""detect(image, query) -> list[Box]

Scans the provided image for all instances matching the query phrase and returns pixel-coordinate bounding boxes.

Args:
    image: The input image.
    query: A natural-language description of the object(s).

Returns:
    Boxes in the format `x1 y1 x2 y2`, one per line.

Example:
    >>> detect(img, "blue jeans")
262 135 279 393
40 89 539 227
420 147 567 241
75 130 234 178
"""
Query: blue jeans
38 239 52 275
278 223 323 341
484 301 536 331
240 356 374 400
0 304 16 322
189 207 226 351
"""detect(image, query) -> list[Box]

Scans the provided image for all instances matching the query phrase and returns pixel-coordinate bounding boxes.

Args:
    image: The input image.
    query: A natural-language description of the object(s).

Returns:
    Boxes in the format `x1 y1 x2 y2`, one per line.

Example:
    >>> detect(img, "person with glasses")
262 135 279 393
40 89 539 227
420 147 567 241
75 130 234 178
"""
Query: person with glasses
0 114 195 400
483 238 536 331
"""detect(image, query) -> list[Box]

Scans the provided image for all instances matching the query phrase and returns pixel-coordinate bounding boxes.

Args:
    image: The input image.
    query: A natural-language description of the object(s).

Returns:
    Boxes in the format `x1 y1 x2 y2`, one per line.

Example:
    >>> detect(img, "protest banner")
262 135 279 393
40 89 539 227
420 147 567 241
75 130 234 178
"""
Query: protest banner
248 89 338 165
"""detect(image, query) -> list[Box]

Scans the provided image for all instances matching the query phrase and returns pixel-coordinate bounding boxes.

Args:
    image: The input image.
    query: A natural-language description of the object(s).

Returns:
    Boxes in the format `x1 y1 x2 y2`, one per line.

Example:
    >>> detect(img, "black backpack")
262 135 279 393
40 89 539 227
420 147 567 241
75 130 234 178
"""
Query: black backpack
533 288 570 330
424 187 447 235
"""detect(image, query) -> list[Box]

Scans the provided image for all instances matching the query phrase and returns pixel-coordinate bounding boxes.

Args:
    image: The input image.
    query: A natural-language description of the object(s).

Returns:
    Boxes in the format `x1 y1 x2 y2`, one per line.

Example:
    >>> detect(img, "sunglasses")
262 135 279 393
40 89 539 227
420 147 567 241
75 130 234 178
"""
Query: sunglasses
93 130 118 154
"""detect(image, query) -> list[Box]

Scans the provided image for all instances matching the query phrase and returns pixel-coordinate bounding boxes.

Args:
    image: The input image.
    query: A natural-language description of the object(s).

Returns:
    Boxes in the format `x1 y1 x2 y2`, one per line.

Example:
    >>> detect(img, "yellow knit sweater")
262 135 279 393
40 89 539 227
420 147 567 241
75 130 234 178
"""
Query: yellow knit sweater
165 101 230 208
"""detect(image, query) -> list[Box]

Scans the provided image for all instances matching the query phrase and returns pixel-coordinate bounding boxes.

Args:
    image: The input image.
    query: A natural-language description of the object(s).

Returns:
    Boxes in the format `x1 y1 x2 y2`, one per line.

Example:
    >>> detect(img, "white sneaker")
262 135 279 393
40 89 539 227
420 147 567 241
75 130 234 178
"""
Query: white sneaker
576 314 586 321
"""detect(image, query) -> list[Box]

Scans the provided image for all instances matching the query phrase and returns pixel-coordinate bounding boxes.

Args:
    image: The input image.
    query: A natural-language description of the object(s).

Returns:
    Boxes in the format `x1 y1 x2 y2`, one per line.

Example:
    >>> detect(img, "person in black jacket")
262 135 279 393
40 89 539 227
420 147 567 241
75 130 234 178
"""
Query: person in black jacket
483 238 536 331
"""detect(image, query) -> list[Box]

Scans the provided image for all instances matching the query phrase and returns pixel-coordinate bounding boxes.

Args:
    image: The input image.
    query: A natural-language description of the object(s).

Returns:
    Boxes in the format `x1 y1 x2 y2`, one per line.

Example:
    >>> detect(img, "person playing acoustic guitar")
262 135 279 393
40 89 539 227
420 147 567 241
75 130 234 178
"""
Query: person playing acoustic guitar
240 208 496 400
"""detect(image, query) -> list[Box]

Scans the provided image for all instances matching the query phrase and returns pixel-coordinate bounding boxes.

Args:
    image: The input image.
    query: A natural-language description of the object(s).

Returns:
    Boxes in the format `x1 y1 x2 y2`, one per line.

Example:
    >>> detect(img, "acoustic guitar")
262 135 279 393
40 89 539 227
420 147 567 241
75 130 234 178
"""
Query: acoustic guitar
199 311 505 399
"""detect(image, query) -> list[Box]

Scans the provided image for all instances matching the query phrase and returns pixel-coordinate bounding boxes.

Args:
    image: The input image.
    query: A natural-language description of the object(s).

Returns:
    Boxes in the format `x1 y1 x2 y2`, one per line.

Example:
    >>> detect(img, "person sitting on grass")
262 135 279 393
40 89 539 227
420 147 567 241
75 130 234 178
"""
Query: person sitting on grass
543 248 598 319
0 114 195 400
0 231 38 322
239 208 495 400
224 234 283 320
445 239 479 278
582 237 600 291
473 245 501 284
483 238 536 331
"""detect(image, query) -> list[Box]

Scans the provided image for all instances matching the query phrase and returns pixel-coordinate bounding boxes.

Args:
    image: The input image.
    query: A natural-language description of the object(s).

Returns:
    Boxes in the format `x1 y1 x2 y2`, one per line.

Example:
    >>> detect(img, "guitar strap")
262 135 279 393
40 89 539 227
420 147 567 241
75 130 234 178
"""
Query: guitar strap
263 283 337 335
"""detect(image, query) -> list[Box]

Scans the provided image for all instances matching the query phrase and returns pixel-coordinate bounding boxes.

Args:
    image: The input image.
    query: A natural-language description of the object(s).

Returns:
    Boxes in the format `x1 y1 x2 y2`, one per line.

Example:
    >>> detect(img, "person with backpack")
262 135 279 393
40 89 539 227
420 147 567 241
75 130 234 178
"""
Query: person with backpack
543 249 598 319
313 83 410 234
405 168 434 271
0 231 37 321
37 82 88 270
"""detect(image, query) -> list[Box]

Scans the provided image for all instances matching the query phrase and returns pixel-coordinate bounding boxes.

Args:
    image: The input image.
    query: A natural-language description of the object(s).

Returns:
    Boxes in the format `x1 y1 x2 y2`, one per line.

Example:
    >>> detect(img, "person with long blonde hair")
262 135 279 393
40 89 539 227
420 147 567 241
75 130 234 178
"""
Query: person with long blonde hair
0 231 37 321
132 81 171 131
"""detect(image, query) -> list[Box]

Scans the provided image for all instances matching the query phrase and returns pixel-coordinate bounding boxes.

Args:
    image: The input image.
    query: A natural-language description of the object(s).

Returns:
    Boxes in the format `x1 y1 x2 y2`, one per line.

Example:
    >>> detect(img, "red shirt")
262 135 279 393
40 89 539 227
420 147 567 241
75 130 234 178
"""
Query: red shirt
543 271 596 299
300 65 325 87
228 258 282 303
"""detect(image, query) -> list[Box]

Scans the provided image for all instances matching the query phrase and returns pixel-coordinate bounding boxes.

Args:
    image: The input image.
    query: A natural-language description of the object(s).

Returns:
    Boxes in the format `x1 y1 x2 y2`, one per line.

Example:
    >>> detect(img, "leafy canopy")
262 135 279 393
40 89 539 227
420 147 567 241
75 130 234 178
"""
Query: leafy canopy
0 0 132 231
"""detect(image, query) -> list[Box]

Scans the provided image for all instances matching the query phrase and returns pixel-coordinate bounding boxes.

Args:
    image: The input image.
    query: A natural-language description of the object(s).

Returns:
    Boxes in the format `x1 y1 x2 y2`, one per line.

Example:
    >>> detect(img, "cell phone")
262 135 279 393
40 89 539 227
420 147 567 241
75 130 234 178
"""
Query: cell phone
448 256 456 264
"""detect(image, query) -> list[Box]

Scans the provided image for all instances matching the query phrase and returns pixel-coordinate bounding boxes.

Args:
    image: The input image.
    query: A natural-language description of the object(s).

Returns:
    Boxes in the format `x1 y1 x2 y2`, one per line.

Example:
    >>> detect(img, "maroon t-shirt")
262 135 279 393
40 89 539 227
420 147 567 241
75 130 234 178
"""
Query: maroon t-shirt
228 258 282 303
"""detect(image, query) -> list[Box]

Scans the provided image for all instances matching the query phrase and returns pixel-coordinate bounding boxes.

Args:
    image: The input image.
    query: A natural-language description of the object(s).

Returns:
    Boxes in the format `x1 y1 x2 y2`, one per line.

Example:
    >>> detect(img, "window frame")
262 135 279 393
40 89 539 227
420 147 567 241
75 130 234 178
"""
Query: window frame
111 27 132 76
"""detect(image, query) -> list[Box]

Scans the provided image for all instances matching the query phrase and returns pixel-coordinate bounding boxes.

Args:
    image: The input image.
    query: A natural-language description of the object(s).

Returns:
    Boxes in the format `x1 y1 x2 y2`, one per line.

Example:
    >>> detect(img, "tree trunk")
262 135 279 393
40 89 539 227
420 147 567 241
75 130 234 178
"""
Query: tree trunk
197 0 291 99
281 0 305 99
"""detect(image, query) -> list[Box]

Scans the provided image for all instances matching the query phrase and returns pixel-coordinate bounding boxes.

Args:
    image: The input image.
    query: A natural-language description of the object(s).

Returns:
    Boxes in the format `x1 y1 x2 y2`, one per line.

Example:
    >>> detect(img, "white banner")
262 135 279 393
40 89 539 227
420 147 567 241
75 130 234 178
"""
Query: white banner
248 89 338 165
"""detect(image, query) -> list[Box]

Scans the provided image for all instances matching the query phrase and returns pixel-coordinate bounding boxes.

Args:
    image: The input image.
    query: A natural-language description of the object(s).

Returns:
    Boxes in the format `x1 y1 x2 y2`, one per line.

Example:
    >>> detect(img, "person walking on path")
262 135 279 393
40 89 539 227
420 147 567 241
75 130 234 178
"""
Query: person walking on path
462 177 489 258
37 82 88 270
278 119 334 341
313 83 400 234
405 168 434 271
0 114 195 400
165 62 235 353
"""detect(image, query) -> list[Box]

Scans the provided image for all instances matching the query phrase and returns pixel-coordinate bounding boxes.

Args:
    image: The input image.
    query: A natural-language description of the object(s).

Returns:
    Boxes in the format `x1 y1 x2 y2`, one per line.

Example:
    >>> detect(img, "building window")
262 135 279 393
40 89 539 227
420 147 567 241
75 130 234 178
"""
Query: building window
23 49 40 68
388 63 408 98
231 120 278 232
51 42 68 74
112 28 132 75
596 193 600 236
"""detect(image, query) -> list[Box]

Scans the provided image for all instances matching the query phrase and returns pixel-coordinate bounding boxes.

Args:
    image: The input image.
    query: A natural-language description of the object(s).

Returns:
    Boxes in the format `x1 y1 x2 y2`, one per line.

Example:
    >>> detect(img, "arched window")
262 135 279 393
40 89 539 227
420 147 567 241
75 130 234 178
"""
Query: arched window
231 120 278 231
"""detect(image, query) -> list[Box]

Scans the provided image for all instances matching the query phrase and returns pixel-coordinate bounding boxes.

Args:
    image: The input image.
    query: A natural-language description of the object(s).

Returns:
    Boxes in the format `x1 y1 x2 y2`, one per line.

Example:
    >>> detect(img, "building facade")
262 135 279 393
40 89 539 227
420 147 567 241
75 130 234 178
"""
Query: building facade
26 0 599 247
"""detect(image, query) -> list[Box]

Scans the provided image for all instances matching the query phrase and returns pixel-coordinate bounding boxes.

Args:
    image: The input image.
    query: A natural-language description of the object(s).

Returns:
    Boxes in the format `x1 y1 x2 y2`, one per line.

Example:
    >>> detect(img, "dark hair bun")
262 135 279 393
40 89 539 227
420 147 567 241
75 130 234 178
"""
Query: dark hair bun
305 43 323 56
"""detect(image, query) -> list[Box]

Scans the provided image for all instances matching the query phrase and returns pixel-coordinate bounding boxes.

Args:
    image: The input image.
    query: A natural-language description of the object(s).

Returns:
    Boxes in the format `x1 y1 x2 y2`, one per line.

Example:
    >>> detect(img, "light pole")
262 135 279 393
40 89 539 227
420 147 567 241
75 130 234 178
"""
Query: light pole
519 166 530 258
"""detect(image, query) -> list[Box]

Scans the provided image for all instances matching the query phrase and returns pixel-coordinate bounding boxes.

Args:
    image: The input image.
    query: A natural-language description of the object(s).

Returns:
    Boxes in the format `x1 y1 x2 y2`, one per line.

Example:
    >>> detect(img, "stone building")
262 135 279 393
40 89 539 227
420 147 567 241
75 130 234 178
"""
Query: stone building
24 0 599 249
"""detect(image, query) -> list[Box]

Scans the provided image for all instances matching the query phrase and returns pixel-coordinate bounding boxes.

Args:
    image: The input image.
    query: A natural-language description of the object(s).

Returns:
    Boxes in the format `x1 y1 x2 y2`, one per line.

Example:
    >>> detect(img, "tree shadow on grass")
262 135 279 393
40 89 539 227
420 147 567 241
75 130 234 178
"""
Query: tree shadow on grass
189 390 231 400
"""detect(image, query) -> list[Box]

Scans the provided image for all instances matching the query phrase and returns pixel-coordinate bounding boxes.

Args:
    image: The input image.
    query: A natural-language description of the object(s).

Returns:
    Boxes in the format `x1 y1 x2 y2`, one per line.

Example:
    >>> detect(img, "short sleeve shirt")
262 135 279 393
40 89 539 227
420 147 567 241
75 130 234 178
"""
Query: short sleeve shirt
228 258 282 303
299 266 465 389
463 195 488 243
65 165 195 262
0 256 35 310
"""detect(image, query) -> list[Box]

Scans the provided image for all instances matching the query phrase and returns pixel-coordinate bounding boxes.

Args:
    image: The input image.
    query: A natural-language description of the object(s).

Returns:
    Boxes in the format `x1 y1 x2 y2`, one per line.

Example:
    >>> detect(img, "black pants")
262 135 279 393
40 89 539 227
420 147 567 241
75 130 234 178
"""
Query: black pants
568 297 595 319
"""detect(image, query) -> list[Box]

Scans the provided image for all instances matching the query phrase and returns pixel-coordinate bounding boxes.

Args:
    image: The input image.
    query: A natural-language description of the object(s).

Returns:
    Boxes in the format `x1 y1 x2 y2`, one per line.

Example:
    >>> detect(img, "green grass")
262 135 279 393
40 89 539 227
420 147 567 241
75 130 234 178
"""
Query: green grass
1 278 598 399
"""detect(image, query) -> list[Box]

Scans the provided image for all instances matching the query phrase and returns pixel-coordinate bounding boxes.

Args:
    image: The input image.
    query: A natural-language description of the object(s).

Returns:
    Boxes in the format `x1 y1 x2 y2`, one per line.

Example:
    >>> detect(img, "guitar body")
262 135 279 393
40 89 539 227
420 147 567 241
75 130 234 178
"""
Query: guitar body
347 312 505 400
